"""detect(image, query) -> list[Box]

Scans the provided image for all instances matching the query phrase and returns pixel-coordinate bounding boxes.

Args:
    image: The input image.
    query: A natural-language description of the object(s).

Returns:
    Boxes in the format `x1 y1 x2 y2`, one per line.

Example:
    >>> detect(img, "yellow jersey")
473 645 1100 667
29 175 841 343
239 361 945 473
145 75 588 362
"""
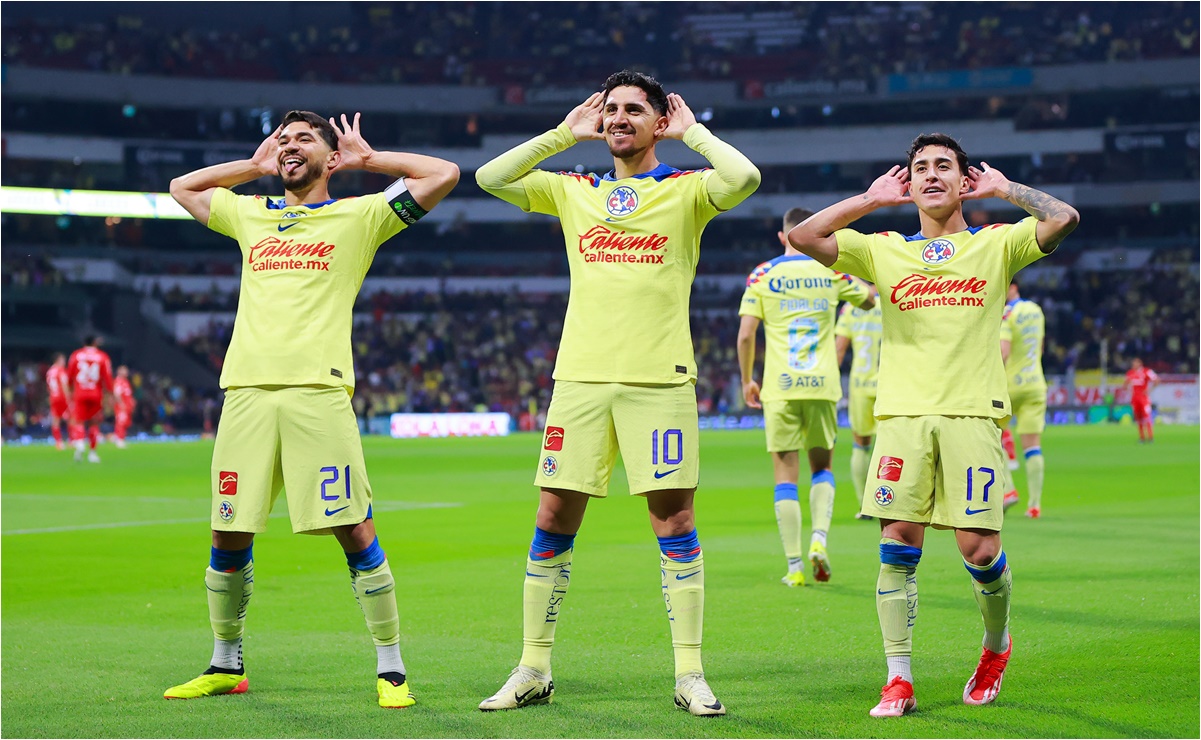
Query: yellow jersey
831 217 1046 418
1000 297 1047 389
739 254 869 402
207 187 409 390
835 300 884 393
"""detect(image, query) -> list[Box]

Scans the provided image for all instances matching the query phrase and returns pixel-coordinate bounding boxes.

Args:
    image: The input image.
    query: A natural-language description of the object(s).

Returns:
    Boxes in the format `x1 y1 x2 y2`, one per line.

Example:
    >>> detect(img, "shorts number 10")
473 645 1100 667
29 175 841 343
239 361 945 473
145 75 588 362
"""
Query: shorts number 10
651 429 684 466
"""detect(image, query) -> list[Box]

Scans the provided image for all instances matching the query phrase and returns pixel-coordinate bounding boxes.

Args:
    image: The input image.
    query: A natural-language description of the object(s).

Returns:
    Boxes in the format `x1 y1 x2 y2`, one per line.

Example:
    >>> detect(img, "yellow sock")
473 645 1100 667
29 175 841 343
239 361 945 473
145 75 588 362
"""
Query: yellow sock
519 549 571 674
809 471 836 536
774 499 803 560
965 552 1012 653
352 560 400 646
850 444 871 508
660 550 705 677
1025 450 1045 510
206 560 253 673
877 538 920 658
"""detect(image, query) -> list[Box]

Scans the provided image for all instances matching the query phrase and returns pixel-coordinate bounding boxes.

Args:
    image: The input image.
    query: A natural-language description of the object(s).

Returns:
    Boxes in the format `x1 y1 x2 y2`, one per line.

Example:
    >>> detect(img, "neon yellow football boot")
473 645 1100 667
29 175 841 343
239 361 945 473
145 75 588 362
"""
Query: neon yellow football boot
378 677 416 709
164 671 248 699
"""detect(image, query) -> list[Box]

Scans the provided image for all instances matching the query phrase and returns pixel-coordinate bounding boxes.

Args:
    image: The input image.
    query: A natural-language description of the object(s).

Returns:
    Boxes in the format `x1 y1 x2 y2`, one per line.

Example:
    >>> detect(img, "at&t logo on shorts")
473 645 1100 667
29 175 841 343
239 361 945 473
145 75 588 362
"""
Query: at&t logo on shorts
874 485 894 506
219 500 235 521
542 455 559 477
922 239 955 264
606 186 638 217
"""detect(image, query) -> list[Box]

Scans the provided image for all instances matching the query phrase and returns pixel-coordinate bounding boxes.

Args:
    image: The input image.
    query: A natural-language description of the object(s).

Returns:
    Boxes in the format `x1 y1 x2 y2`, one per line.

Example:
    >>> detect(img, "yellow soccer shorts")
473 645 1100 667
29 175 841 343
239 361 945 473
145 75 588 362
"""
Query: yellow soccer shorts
534 380 699 497
211 386 372 535
1009 384 1047 435
762 399 837 453
860 415 1006 532
848 389 878 438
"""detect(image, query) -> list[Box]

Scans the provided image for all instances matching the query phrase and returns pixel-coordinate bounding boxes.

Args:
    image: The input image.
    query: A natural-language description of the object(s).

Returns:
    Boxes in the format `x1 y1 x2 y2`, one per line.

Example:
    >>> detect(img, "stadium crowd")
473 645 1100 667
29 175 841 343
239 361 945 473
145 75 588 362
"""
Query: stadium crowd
4 3 1195 88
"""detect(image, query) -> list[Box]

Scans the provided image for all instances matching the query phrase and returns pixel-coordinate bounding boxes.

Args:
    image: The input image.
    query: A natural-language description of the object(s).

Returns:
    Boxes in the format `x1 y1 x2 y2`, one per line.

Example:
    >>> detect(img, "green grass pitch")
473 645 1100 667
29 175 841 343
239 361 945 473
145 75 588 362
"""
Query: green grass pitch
2 424 1198 738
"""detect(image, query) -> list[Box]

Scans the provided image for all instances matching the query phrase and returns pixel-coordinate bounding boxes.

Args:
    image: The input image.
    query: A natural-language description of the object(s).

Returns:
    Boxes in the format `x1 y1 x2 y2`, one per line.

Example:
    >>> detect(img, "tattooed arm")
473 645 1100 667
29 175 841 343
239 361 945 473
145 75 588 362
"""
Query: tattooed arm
963 162 1080 253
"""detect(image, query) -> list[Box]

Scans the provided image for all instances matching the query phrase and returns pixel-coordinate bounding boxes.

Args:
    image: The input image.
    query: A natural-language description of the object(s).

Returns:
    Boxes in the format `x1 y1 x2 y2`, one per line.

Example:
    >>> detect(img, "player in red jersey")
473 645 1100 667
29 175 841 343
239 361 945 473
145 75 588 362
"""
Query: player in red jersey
112 365 135 448
1124 358 1159 443
45 353 72 450
67 335 114 463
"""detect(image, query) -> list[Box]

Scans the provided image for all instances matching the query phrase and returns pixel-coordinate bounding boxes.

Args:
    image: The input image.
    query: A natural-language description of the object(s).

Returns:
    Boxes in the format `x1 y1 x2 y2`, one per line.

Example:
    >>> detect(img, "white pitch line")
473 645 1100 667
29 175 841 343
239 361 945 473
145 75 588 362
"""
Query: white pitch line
2 501 462 535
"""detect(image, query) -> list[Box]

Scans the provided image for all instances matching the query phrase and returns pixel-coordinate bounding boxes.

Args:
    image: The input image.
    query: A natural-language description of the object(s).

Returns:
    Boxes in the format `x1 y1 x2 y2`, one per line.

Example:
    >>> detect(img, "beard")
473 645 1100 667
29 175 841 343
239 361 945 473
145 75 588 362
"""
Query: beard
280 160 321 192
607 137 647 159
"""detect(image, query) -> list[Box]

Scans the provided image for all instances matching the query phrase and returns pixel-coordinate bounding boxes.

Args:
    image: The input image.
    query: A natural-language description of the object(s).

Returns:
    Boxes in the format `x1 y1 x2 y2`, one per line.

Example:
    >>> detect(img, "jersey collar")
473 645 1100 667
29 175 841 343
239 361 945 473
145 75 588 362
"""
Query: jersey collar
601 163 681 182
902 224 986 241
266 197 337 210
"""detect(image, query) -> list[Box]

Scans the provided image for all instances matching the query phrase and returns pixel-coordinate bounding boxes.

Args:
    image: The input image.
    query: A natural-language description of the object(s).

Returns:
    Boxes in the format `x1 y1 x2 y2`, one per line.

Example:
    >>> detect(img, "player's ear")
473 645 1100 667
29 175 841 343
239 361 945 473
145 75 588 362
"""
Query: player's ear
326 149 341 174
653 113 669 137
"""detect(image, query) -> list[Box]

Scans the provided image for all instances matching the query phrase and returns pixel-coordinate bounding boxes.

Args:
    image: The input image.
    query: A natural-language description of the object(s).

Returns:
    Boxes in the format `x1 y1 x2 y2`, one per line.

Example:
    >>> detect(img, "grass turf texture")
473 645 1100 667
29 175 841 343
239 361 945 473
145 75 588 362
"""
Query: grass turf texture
2 424 1197 738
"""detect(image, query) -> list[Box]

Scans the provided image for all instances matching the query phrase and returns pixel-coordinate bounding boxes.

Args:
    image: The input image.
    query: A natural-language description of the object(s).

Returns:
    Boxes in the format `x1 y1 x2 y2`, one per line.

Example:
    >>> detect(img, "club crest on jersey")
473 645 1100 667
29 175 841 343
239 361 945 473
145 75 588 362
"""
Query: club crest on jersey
542 455 559 477
219 500 235 521
606 185 638 217
874 486 894 506
922 239 955 264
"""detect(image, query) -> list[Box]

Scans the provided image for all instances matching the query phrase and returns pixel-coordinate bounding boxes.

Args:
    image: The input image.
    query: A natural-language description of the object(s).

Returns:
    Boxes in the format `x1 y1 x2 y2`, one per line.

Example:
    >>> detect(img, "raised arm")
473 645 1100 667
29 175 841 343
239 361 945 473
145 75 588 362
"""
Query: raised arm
964 162 1080 253
663 94 760 211
330 113 459 211
737 315 763 409
475 93 603 210
169 126 281 225
787 166 911 267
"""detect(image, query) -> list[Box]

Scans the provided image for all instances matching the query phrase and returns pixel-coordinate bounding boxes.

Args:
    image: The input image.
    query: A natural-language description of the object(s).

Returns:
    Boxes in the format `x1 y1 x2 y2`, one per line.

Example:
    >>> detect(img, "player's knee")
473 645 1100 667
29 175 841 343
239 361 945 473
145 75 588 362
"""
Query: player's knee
879 539 921 568
964 550 1007 582
959 535 1001 567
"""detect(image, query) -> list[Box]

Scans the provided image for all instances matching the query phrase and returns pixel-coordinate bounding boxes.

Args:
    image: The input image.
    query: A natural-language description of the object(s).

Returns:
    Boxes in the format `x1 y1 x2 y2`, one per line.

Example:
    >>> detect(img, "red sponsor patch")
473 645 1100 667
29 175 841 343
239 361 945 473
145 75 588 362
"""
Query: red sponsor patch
544 426 565 451
218 471 238 495
877 457 904 482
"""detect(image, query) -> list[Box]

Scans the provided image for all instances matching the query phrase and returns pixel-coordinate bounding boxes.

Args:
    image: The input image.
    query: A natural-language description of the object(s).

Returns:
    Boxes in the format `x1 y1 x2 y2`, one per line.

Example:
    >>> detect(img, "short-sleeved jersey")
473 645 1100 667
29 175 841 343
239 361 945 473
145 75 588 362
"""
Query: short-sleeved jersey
832 217 1046 418
113 377 134 409
1000 298 1046 389
1126 367 1158 399
207 187 408 390
518 163 721 383
835 300 884 393
739 254 869 402
67 346 113 398
46 365 69 400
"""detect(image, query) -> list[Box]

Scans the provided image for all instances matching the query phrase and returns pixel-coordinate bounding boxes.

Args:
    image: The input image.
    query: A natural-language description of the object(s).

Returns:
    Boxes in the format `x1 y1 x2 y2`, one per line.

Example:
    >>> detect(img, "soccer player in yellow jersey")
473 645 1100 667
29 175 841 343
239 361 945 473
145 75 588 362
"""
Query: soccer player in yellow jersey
737 207 874 587
475 70 759 716
834 283 883 520
1000 280 1048 518
163 110 458 707
789 133 1078 716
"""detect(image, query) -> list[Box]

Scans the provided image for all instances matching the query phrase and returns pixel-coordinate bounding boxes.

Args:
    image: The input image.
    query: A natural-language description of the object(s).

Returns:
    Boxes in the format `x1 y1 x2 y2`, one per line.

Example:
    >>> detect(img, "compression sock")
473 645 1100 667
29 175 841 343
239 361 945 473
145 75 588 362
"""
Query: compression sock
347 537 406 678
520 527 574 674
659 530 704 677
850 444 871 509
966 551 1012 654
773 483 803 569
878 539 920 681
809 470 835 543
205 545 254 674
1024 448 1044 512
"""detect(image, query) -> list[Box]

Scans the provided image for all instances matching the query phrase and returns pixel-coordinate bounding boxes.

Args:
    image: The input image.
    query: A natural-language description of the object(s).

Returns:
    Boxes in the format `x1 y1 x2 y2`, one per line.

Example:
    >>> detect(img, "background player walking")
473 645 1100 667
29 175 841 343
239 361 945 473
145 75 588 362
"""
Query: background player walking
1000 280 1048 517
1124 357 1159 443
164 109 458 707
112 365 135 448
834 283 883 519
737 207 874 587
475 70 759 716
45 353 72 450
67 335 113 463
789 133 1078 717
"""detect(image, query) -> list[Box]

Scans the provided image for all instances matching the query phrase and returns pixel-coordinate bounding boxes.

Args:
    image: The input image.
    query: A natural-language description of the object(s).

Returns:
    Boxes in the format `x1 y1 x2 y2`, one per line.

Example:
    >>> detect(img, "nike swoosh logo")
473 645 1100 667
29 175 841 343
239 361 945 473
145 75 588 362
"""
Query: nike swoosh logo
525 571 548 578
877 588 901 595
653 468 680 479
980 586 1004 595
515 686 547 704
325 505 350 516
675 570 701 580
364 586 389 595
277 222 299 232
965 507 988 515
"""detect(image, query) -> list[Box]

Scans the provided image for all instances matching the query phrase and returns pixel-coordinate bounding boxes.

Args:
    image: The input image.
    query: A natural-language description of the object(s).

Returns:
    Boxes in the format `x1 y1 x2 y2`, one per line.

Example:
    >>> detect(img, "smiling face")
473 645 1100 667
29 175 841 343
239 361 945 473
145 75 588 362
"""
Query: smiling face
602 86 667 160
277 121 336 191
909 145 970 215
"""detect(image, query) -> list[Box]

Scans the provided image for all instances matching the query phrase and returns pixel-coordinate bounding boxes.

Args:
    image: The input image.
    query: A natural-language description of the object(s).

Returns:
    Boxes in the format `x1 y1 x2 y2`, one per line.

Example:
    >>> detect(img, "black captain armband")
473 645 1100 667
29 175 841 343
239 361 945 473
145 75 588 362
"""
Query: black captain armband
384 178 428 225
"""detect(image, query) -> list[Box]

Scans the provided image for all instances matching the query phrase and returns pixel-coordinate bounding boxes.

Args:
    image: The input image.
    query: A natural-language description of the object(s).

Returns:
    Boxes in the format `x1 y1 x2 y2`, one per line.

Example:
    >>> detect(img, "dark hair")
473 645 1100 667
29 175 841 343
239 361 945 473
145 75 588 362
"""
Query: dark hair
83 334 97 346
782 207 814 233
602 70 668 115
907 133 969 175
281 110 338 151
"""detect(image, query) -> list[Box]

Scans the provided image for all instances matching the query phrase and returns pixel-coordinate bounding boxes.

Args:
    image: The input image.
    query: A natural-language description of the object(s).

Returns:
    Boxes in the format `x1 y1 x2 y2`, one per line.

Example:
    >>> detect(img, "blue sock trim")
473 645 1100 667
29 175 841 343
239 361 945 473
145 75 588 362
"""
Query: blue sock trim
529 527 575 560
853 443 871 451
773 482 799 502
658 529 701 563
1024 448 1042 459
811 470 835 487
366 503 373 519
966 551 1007 583
346 536 386 571
210 545 252 572
880 543 922 567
